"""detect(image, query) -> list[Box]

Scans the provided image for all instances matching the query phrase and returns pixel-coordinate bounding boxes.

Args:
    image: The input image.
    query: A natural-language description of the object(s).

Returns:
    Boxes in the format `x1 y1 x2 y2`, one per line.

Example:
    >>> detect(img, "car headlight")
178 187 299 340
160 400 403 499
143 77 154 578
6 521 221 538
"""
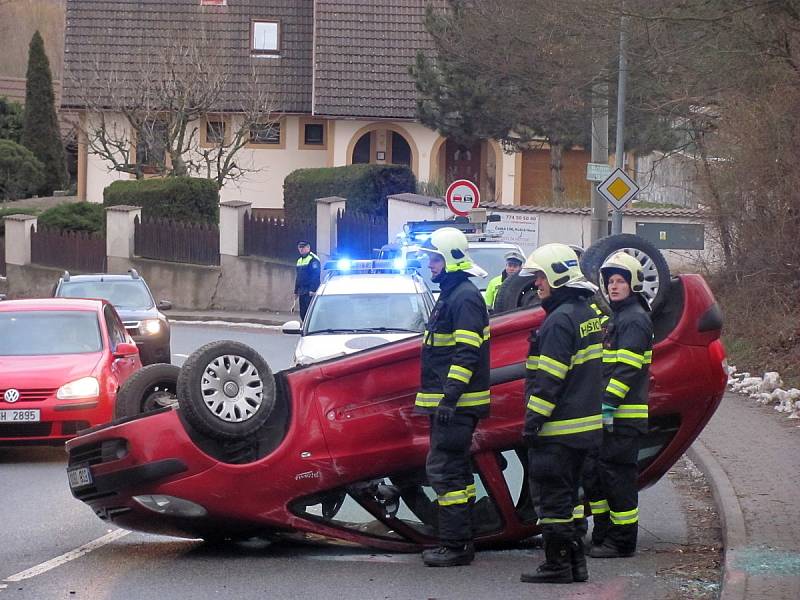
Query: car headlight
57 376 100 400
140 319 162 335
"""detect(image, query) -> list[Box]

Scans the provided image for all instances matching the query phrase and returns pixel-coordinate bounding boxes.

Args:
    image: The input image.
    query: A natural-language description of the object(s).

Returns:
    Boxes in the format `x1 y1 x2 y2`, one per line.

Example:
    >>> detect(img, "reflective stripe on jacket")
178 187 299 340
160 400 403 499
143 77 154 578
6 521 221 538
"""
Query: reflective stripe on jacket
416 272 491 419
295 252 321 294
524 289 603 449
602 295 653 435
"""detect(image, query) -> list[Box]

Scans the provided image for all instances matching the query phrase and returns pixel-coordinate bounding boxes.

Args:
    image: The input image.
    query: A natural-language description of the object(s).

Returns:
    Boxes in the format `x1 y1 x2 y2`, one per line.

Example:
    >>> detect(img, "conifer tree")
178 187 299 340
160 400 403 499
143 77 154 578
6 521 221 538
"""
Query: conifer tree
21 30 67 195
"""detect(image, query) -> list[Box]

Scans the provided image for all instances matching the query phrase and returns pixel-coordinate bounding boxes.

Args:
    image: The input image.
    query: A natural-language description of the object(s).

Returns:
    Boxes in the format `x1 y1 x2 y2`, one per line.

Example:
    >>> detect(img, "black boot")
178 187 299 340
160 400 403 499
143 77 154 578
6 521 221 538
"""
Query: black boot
571 537 588 582
590 513 610 547
520 536 573 584
589 524 637 558
422 543 475 567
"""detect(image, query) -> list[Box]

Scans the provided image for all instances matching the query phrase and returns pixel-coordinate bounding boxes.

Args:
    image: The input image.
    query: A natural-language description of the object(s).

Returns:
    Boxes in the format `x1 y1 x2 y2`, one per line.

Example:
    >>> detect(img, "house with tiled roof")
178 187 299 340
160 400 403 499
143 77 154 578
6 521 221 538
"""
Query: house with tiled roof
63 0 690 211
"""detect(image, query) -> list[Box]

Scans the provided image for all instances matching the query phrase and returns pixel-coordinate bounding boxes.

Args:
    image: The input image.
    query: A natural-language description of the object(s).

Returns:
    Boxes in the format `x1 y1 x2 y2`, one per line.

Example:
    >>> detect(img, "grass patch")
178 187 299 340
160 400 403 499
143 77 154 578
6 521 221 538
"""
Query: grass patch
711 276 800 388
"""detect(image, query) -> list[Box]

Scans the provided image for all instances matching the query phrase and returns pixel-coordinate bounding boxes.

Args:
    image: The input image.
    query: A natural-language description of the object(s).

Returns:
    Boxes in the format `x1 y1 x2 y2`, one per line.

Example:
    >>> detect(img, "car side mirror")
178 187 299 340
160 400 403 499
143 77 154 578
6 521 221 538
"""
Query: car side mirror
157 300 172 311
282 320 302 335
114 342 139 358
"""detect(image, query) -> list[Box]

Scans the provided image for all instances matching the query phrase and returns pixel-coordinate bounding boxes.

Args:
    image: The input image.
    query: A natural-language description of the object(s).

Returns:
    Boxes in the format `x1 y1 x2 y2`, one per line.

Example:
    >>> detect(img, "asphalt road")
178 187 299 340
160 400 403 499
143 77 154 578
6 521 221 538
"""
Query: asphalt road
0 323 719 599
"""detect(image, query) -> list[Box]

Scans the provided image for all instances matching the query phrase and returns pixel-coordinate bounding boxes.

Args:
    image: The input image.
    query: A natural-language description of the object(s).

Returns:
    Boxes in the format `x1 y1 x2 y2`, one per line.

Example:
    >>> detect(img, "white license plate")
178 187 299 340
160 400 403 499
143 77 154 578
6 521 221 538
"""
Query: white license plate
0 409 41 422
68 467 93 489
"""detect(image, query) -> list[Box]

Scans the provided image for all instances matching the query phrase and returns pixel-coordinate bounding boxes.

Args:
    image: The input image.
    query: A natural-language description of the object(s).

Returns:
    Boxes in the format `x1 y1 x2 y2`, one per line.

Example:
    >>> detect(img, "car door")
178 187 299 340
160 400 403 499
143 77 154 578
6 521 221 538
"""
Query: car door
104 306 139 384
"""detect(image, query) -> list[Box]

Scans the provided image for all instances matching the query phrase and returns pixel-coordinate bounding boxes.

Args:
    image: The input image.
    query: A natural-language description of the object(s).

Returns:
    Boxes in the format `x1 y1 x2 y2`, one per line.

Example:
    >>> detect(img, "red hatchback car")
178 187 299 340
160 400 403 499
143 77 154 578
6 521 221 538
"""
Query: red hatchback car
65 258 727 551
0 298 141 444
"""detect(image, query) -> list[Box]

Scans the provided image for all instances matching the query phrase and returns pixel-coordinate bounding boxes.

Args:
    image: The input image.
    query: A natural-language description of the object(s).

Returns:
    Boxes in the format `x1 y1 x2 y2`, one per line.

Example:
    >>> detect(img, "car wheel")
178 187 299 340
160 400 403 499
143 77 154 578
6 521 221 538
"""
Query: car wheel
177 341 276 441
492 273 542 314
114 364 180 419
579 233 671 312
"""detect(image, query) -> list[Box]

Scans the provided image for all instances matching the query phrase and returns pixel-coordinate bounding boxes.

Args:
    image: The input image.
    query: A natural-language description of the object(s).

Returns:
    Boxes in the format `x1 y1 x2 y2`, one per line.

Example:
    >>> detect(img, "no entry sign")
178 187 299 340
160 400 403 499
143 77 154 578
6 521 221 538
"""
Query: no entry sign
445 179 480 217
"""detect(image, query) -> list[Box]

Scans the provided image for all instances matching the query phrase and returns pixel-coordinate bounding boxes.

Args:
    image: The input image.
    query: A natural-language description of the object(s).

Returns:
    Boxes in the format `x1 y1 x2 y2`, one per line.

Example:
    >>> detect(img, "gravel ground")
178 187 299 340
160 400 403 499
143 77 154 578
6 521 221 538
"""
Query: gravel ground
660 455 723 599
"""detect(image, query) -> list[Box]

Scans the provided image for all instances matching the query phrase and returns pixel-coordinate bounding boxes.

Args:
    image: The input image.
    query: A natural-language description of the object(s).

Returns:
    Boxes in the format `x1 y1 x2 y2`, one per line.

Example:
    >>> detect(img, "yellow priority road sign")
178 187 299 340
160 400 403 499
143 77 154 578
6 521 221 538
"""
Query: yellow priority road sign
597 168 639 211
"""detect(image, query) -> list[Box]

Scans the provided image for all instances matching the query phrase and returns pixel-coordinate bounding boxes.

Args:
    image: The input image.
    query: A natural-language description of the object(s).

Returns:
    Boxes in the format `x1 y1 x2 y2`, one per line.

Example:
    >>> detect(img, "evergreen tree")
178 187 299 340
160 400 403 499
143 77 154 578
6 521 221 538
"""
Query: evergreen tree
21 30 67 195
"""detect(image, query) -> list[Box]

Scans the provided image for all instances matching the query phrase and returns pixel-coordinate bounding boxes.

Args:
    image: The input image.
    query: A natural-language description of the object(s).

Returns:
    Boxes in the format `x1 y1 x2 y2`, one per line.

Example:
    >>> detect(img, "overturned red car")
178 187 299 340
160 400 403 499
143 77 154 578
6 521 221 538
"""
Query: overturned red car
65 235 727 551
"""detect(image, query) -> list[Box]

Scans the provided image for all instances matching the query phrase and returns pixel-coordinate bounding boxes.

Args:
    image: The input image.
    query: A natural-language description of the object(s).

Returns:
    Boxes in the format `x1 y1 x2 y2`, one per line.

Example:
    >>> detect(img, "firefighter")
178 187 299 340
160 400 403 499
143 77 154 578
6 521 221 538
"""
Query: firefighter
519 243 603 584
415 227 491 567
588 251 653 558
294 240 321 321
484 249 525 310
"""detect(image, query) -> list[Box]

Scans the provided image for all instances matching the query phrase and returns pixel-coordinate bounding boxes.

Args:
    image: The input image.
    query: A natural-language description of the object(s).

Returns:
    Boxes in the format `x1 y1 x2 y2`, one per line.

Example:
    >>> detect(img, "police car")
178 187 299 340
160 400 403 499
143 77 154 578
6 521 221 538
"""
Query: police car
281 259 435 366
380 220 525 299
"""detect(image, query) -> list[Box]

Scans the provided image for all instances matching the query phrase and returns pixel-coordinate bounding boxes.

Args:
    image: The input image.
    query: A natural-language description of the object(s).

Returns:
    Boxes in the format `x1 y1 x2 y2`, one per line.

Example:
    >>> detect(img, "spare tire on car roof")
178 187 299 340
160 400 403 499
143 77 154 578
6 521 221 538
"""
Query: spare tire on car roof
177 340 276 441
579 233 670 312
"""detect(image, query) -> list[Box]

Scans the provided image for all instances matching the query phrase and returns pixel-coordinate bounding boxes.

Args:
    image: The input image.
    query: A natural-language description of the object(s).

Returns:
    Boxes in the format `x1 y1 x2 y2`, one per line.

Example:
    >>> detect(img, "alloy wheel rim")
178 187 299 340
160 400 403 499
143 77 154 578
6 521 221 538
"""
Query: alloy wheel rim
200 354 264 423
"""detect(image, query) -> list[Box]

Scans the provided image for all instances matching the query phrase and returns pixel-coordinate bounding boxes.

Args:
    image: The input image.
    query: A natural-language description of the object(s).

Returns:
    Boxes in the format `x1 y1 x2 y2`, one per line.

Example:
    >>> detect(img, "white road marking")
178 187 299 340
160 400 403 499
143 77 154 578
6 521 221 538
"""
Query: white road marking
3 530 130 583
172 320 284 330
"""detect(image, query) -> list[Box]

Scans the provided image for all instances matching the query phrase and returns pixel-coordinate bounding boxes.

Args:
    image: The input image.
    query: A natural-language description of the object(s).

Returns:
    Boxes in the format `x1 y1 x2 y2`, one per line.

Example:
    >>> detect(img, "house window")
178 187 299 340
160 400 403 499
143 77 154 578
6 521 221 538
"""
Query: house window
205 120 226 144
136 121 168 171
250 122 281 145
252 21 279 54
304 123 324 146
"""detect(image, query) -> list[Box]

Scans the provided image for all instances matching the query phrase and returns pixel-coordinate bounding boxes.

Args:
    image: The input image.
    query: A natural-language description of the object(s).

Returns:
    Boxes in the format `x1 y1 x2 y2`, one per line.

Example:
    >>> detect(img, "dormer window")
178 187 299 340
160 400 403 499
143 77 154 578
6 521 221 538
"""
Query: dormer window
252 20 280 55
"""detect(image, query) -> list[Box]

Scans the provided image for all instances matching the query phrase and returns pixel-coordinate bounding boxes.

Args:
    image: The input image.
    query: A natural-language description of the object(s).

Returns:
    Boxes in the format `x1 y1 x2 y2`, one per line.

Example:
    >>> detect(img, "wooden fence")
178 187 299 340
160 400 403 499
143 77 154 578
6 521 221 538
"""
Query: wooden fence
134 217 220 266
335 209 387 258
243 212 311 262
30 226 107 273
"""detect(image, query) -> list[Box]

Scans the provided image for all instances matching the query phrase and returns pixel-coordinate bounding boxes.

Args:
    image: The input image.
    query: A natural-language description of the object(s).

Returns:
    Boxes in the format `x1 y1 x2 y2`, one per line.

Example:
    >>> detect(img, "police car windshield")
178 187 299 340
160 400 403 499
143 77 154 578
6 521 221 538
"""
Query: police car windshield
412 248 514 292
305 293 427 335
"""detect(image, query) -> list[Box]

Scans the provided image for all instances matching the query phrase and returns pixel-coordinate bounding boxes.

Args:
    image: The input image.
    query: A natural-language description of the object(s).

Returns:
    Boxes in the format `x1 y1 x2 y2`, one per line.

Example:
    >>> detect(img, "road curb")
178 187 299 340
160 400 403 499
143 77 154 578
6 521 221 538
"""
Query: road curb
686 440 748 600
170 314 287 327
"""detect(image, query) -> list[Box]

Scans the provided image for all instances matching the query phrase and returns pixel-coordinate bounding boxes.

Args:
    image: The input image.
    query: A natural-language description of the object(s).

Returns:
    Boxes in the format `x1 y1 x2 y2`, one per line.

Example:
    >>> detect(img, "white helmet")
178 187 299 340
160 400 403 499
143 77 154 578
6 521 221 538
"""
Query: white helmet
600 251 645 293
523 243 597 292
419 227 487 277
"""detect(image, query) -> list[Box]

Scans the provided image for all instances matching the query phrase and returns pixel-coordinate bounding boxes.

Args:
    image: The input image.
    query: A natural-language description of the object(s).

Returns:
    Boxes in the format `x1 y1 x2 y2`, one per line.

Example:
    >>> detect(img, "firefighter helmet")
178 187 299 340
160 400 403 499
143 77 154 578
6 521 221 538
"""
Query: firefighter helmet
523 243 595 291
419 227 486 277
600 251 645 293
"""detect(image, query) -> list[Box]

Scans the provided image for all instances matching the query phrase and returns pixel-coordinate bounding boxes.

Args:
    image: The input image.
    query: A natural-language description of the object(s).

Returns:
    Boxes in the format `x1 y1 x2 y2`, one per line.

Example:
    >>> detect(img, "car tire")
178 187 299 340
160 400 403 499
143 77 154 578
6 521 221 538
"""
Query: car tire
114 364 180 419
492 273 542 314
177 340 276 441
579 233 671 312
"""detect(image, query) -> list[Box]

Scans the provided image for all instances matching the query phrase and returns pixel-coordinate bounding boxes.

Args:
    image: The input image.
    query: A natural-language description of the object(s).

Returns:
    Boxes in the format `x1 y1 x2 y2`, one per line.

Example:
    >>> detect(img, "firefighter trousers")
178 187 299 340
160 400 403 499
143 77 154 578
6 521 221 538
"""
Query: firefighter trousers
528 442 588 540
426 413 477 546
598 432 640 550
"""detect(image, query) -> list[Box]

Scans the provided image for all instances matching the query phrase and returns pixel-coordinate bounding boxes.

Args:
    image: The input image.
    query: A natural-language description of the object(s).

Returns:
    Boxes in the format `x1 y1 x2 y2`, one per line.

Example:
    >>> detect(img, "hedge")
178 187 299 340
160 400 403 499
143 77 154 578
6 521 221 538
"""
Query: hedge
38 202 105 234
0 139 45 200
103 177 219 223
283 164 416 226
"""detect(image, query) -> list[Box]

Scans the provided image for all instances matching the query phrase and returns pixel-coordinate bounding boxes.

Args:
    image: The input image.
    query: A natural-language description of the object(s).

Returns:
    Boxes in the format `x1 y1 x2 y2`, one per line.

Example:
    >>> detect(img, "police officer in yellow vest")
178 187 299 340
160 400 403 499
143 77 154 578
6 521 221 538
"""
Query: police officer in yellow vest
484 249 525 310
587 252 653 559
519 243 603 584
294 240 320 320
415 227 490 567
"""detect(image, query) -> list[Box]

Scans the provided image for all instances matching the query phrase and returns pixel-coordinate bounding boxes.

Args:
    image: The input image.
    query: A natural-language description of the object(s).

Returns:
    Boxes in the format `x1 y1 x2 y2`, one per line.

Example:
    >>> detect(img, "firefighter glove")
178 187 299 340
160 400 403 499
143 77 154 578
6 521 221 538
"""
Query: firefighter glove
602 403 616 431
435 404 456 426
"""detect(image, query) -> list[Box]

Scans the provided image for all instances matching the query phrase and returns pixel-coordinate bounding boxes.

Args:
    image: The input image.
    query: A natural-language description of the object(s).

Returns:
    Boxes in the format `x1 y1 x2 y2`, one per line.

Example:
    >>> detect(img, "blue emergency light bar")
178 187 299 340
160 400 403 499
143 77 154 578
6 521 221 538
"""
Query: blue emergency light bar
323 258 422 274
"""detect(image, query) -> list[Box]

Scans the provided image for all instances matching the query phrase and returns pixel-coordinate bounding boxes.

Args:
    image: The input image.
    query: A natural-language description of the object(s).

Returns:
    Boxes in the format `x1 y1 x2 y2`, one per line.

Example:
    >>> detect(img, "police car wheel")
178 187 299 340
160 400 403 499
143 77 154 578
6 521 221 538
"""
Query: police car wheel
177 341 276 441
492 272 542 314
114 363 180 419
580 233 670 312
